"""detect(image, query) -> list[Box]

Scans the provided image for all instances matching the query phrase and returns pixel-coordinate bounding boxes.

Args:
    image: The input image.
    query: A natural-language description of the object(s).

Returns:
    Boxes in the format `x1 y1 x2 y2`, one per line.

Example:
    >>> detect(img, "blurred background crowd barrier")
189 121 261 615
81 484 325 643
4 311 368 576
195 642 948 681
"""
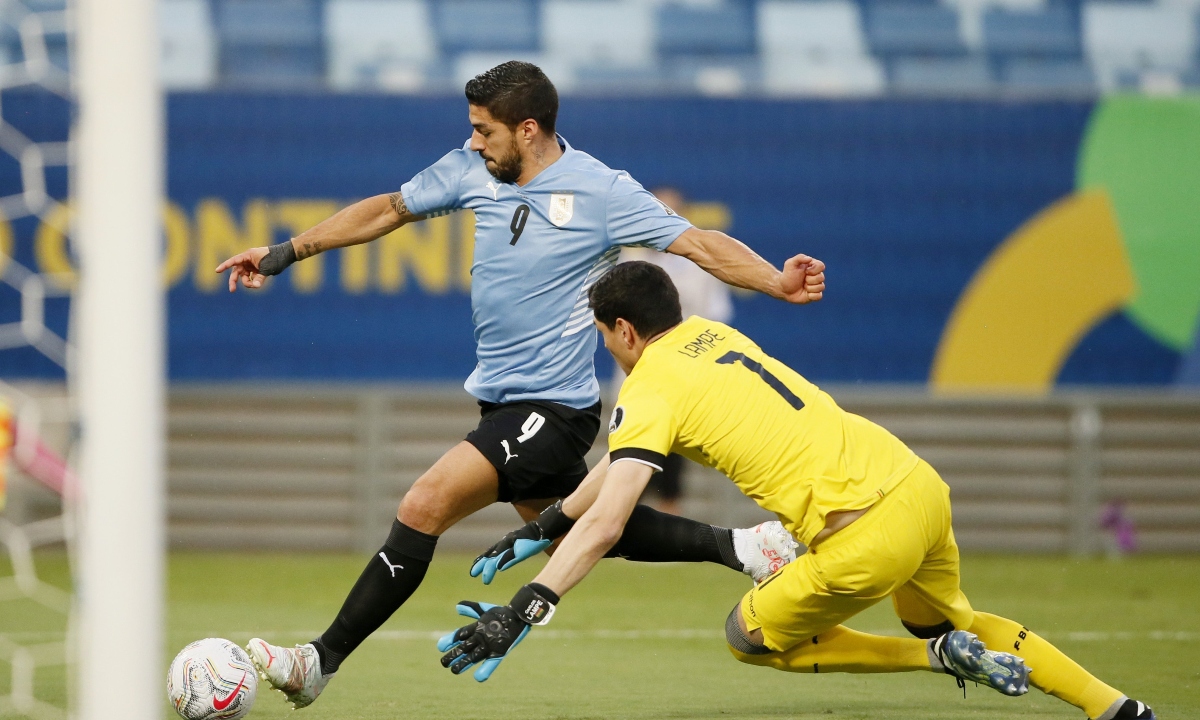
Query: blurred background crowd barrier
5 386 1200 554
2 0 1199 554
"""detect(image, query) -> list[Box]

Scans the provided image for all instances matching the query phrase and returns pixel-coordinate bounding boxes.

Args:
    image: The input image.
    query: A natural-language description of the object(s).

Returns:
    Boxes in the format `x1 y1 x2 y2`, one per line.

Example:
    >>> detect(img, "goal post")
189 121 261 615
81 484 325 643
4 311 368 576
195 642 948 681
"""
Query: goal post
74 0 166 718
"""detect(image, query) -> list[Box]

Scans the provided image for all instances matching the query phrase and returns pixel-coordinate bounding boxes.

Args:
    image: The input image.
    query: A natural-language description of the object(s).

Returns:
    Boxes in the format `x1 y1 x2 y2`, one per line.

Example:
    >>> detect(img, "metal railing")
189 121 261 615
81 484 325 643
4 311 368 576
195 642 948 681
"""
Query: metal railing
5 384 1200 553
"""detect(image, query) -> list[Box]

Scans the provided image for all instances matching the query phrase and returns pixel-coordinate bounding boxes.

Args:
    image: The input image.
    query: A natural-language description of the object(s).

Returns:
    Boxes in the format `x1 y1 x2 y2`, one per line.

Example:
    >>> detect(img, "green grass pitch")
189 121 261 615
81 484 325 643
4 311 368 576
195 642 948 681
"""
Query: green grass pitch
2 553 1198 718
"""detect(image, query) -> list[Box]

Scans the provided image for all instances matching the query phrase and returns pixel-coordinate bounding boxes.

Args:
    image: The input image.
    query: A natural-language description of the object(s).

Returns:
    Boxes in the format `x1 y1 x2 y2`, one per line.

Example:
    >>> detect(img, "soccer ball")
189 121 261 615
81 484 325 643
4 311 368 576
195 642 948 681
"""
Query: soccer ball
167 638 258 720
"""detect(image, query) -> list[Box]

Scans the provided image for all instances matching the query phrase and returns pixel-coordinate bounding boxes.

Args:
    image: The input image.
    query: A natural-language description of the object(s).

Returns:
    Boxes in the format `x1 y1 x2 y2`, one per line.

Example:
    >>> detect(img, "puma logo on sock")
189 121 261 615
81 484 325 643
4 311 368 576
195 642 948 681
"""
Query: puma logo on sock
378 551 404 577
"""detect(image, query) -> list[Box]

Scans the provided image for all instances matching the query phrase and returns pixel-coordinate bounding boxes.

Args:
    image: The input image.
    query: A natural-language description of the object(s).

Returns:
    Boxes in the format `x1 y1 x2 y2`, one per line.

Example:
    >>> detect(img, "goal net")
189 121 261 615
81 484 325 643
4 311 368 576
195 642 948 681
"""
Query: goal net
1 1 78 717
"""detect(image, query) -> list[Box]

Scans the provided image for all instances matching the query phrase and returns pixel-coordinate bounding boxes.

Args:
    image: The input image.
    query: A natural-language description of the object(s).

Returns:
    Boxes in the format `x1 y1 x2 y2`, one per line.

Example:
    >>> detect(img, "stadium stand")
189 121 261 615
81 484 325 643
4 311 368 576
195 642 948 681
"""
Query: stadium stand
865 4 969 60
892 55 994 94
1083 2 1197 91
214 0 325 87
326 0 436 91
161 0 218 88
757 0 886 96
155 0 1200 96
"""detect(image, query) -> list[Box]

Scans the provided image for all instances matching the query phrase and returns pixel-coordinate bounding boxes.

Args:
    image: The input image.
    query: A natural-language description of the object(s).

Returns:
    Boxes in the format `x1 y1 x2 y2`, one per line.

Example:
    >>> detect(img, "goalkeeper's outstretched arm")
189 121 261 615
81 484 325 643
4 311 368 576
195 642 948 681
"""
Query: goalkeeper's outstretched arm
532 459 654 596
469 454 611 583
438 460 652 681
214 191 423 293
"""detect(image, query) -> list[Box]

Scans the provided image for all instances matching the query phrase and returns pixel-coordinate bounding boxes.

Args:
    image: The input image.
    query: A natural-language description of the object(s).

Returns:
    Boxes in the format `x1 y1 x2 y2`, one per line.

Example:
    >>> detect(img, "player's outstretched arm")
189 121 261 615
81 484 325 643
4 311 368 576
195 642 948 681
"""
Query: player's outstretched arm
440 461 651 681
470 455 611 583
666 227 826 304
531 459 652 595
213 192 423 293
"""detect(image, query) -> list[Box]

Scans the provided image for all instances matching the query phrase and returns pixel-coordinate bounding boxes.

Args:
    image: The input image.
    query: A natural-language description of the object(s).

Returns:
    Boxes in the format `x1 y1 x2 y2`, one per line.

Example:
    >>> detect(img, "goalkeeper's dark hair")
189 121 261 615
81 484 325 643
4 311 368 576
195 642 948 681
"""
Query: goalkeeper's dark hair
465 61 558 135
588 261 683 339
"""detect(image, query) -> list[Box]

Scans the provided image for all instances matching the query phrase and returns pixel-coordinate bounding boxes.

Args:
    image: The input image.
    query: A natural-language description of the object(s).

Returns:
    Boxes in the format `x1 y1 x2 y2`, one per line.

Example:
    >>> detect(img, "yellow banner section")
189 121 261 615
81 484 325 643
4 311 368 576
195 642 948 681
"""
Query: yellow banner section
931 190 1135 394
3 199 731 296
25 200 475 296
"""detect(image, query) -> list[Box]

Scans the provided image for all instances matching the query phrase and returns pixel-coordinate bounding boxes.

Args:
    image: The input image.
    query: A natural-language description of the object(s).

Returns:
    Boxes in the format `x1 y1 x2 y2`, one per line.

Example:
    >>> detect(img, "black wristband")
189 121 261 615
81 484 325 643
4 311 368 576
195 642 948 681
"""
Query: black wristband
535 500 576 541
258 240 297 276
511 583 558 625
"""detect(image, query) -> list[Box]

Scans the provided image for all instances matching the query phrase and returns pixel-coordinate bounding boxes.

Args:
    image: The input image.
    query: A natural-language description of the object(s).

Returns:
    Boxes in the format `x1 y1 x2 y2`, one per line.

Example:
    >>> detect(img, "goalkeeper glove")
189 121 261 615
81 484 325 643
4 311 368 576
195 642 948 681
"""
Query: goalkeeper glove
470 500 576 584
437 583 558 682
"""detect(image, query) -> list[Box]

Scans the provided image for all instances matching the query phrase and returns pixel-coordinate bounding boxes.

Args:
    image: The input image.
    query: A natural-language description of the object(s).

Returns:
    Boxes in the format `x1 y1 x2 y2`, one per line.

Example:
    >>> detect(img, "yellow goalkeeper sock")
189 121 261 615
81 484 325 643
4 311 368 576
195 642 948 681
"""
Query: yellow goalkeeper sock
968 612 1123 719
730 625 934 674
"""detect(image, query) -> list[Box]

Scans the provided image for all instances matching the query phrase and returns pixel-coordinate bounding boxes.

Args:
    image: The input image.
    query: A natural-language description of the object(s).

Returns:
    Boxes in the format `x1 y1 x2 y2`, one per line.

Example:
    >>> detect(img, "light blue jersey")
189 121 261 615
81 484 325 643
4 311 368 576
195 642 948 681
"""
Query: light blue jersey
401 136 692 408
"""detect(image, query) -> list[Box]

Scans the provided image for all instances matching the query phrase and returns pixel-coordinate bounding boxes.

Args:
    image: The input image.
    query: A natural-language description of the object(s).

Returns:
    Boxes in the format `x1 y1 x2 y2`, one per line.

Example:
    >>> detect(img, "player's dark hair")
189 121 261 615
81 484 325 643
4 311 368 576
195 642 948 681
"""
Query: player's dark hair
589 262 683 339
465 61 558 135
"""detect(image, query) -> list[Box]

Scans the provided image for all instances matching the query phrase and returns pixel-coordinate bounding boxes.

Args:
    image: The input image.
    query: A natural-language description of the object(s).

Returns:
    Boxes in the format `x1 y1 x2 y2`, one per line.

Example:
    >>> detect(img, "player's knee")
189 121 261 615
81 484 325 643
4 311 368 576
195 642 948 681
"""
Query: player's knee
901 619 956 639
397 484 453 534
725 603 771 664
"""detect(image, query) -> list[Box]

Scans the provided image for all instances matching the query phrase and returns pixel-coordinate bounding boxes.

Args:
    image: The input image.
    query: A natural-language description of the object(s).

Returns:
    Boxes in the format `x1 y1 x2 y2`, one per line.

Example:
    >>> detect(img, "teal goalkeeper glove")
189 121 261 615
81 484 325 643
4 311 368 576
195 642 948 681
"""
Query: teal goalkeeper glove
470 500 575 584
437 584 558 681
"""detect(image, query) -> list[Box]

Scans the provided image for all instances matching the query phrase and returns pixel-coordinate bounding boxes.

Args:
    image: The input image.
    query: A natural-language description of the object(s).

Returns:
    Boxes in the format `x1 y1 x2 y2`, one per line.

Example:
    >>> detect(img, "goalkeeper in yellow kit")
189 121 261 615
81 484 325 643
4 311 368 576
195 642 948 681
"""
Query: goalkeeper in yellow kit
440 261 1155 720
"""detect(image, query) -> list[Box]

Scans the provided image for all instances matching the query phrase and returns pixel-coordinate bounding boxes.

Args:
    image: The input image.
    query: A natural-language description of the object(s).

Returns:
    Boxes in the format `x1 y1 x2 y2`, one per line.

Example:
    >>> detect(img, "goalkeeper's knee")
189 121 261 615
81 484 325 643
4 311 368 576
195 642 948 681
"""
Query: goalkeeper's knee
725 603 772 664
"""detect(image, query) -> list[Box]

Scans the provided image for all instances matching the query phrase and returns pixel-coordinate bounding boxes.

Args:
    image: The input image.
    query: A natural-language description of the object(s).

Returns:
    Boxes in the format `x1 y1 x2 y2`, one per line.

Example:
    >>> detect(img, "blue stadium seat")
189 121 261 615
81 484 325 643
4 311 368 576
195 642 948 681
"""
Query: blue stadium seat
891 56 992 94
656 2 756 57
864 4 967 57
665 54 761 96
983 6 1082 59
434 0 539 55
215 0 324 87
573 64 667 95
1001 58 1095 93
21 0 68 10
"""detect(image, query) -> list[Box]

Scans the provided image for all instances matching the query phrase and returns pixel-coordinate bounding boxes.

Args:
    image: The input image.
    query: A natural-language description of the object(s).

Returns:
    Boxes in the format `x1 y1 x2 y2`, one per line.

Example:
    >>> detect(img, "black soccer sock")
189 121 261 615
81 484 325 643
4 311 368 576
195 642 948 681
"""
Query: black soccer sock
607 504 742 571
311 519 438 675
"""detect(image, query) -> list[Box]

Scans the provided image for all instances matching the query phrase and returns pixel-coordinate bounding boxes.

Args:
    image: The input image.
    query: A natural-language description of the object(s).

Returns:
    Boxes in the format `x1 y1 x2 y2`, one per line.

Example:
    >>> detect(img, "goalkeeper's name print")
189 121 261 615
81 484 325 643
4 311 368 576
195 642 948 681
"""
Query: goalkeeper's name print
677 329 728 359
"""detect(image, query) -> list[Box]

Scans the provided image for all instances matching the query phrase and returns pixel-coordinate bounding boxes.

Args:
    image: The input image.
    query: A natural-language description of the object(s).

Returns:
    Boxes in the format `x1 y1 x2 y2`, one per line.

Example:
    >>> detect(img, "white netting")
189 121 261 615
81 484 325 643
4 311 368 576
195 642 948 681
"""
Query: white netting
0 1 75 718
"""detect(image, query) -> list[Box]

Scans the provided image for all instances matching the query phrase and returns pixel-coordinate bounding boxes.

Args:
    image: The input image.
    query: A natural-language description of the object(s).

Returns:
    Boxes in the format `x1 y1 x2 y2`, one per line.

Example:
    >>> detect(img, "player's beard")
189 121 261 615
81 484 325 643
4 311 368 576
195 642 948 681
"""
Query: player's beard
484 136 523 184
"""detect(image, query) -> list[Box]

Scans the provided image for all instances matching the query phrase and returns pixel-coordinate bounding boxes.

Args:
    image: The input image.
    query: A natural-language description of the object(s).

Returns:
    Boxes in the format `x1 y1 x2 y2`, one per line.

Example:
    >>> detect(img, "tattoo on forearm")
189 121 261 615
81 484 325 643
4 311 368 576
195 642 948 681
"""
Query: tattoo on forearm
387 192 407 217
297 240 324 260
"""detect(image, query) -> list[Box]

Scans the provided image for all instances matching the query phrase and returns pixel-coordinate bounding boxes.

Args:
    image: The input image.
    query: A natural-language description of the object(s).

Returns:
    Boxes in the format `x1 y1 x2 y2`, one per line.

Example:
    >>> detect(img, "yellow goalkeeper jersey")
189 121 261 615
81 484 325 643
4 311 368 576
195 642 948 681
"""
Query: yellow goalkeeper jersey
608 316 919 546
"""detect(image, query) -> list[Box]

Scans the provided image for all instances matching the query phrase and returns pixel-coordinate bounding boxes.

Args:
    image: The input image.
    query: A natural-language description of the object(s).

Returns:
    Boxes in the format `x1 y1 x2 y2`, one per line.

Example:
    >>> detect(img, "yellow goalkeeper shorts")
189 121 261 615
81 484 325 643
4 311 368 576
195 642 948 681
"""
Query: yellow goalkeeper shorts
740 459 975 652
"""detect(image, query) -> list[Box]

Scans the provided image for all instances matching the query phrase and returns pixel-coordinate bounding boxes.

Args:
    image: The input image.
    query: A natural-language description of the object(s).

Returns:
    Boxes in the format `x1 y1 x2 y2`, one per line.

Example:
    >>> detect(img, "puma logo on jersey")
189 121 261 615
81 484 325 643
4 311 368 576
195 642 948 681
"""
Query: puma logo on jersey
378 551 404 577
501 439 519 464
486 181 500 200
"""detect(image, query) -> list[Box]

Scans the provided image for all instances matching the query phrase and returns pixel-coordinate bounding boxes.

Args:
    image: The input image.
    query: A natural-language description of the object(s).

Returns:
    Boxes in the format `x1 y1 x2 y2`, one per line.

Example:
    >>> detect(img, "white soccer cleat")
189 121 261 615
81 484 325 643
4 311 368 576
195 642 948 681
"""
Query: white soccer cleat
245 638 333 709
734 521 801 583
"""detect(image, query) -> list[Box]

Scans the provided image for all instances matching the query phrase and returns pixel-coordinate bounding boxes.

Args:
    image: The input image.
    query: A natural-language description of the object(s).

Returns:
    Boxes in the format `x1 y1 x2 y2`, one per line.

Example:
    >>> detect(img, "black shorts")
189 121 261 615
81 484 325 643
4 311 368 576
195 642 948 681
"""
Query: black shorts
465 399 602 503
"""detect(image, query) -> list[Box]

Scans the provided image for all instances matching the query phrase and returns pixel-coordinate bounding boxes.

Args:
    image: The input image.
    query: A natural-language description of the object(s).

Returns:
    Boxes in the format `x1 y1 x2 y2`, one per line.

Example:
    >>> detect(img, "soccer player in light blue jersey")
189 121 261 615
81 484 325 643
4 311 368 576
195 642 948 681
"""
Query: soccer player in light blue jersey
215 61 827 708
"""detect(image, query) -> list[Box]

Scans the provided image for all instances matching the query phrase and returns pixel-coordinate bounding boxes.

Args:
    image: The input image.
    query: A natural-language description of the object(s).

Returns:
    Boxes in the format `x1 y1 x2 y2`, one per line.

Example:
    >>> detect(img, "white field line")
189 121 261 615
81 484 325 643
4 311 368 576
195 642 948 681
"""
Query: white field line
4 629 1198 644
240 629 1200 643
